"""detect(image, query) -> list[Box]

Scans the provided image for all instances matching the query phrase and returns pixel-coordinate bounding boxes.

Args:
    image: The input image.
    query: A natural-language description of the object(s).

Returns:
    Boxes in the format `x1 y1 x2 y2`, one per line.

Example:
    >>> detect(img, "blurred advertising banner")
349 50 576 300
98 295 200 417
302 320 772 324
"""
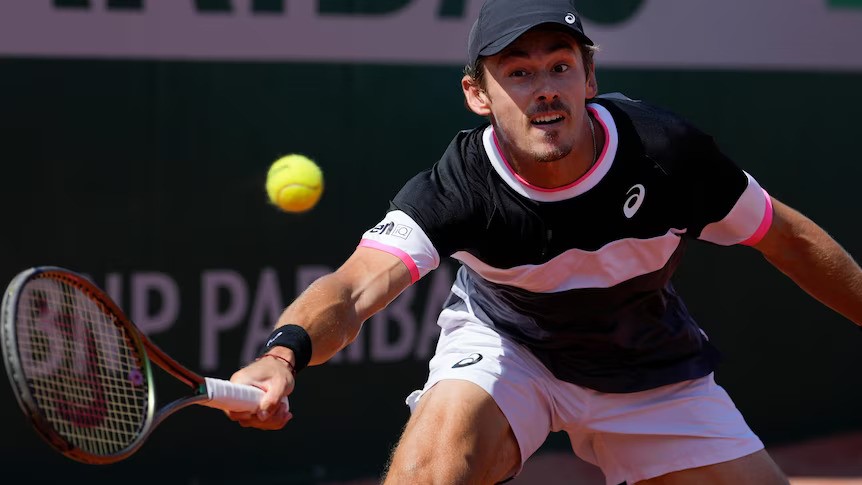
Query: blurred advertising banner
2 2 862 484
0 0 860 70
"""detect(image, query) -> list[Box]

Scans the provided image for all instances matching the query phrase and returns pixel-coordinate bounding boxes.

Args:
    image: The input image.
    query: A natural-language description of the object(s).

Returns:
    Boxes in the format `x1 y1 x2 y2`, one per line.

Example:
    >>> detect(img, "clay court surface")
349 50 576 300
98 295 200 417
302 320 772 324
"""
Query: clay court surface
325 431 862 485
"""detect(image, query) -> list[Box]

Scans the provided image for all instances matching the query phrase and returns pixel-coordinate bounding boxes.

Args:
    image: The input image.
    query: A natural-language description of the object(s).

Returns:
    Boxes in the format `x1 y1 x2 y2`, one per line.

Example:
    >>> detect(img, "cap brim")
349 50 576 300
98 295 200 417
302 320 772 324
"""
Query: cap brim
478 20 593 58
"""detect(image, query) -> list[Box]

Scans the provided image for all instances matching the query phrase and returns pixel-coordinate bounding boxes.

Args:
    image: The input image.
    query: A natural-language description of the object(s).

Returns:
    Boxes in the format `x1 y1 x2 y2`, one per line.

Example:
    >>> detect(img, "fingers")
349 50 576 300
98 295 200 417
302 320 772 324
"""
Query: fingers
223 357 296 430
228 403 292 430
259 384 286 418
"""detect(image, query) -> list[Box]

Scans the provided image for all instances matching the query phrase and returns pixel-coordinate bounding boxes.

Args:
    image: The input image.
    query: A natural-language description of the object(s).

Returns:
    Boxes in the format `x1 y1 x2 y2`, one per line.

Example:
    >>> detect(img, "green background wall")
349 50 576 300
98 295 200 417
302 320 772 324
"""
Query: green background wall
1 57 861 484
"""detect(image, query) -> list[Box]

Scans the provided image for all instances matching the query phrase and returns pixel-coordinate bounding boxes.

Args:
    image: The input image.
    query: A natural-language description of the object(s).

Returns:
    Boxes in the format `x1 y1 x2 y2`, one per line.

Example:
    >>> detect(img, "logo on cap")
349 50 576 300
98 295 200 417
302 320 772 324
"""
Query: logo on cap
564 12 577 24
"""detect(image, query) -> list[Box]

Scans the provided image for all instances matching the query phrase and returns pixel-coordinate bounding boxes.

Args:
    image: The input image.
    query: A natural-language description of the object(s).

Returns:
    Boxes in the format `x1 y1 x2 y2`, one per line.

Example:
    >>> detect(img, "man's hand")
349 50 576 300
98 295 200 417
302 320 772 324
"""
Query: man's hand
226 350 296 430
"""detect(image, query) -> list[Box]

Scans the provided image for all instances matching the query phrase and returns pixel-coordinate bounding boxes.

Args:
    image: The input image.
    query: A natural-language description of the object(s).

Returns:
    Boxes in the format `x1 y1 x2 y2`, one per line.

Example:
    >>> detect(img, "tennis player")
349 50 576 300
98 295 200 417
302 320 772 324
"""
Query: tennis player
227 0 862 483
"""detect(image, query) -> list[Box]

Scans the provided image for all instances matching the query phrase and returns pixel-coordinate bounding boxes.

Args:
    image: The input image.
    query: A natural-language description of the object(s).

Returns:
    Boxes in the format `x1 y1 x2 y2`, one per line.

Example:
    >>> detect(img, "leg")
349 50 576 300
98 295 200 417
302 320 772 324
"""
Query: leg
384 379 521 485
566 374 772 485
636 449 788 485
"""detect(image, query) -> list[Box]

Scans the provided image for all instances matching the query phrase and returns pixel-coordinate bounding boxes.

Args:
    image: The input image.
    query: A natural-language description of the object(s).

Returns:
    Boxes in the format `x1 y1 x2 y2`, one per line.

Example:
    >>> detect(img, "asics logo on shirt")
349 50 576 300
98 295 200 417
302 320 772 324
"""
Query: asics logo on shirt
623 184 646 219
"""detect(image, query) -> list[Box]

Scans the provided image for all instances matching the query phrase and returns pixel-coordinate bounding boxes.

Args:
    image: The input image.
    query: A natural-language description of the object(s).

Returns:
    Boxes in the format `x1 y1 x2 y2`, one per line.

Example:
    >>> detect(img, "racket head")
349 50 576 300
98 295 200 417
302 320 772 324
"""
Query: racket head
1 267 156 464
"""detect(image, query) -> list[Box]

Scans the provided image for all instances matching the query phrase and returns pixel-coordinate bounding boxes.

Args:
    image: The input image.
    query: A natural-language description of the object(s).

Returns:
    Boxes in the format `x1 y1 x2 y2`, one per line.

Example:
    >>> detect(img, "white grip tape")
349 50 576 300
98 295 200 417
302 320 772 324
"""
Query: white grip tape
202 377 290 412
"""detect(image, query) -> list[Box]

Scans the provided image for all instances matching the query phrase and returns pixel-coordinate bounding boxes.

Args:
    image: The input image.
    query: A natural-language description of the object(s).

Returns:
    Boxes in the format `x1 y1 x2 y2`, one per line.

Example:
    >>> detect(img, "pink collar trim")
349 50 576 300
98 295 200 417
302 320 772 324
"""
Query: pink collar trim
491 105 610 193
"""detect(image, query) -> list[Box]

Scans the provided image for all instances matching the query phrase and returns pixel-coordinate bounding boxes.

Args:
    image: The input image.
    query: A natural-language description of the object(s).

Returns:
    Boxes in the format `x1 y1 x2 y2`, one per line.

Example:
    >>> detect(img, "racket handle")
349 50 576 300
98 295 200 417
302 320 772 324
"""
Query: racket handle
201 377 290 413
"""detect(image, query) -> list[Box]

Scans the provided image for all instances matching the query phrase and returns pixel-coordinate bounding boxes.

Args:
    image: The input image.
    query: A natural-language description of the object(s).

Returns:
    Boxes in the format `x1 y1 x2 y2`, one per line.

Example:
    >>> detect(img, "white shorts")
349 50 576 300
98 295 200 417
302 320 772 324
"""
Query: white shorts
406 310 764 485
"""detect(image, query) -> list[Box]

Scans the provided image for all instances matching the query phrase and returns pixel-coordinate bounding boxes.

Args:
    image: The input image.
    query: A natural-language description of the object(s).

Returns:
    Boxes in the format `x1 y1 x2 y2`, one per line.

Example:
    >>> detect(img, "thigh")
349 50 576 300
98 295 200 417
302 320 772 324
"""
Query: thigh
409 316 557 463
571 374 768 485
386 379 520 484
636 449 788 485
392 317 557 483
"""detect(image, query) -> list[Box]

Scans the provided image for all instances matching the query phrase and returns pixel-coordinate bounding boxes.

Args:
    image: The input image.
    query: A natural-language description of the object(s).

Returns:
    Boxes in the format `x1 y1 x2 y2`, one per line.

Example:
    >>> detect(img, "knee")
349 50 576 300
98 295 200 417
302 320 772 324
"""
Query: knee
384 412 471 481
383 381 521 484
384 445 471 484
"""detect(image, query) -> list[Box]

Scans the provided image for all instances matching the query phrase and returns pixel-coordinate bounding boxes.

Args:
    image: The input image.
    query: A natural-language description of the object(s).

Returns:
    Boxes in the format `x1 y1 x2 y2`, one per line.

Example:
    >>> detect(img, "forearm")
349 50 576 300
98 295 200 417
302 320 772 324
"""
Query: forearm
273 272 363 366
267 247 413 367
757 199 862 326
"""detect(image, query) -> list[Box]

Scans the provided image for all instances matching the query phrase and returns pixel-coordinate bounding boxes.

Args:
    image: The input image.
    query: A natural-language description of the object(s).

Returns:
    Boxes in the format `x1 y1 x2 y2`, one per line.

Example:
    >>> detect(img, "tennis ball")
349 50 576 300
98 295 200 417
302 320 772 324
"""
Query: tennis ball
265 154 324 213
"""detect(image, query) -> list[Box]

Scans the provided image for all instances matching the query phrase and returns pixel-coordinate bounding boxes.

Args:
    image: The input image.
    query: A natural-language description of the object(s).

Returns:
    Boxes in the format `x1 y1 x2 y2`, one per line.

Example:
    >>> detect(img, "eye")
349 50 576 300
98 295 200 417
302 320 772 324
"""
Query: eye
509 69 529 78
552 64 570 73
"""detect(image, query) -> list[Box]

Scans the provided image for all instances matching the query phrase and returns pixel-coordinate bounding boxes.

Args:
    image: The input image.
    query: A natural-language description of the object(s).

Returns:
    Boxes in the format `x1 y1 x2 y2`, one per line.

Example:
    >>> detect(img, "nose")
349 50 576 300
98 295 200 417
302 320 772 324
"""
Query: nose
534 72 559 102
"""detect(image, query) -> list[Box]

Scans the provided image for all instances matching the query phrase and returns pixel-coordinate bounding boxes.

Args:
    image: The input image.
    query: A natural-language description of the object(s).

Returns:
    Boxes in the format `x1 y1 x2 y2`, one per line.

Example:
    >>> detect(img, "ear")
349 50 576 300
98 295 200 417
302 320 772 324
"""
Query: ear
462 75 492 117
585 63 598 99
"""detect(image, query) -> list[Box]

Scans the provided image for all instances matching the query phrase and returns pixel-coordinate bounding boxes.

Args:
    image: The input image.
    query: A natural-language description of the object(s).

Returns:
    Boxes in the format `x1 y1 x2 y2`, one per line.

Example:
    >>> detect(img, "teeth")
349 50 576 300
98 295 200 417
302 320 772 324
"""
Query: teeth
533 115 563 124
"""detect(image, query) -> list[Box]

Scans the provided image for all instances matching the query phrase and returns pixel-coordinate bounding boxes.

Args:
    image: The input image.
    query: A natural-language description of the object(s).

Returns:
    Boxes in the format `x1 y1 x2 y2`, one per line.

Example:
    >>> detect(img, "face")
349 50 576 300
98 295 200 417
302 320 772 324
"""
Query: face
463 28 597 164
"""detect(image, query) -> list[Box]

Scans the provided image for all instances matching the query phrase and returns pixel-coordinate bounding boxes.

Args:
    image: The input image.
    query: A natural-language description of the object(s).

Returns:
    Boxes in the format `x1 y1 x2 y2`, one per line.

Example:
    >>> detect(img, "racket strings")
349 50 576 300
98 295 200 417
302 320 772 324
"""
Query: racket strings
17 275 149 457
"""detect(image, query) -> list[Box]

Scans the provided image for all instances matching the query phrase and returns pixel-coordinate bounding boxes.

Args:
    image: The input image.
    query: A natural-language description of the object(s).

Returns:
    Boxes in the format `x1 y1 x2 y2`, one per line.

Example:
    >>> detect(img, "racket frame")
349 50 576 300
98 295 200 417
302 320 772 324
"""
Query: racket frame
1 266 212 464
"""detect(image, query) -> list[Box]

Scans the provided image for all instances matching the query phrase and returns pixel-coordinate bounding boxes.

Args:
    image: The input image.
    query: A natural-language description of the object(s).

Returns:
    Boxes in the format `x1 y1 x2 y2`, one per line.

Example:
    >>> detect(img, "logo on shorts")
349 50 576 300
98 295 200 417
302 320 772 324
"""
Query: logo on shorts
452 353 483 368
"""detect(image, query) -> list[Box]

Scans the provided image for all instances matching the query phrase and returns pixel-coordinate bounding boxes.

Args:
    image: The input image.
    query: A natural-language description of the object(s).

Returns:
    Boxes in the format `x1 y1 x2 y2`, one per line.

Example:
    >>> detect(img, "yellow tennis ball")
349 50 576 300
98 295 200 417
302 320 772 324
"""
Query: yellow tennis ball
265 154 324 213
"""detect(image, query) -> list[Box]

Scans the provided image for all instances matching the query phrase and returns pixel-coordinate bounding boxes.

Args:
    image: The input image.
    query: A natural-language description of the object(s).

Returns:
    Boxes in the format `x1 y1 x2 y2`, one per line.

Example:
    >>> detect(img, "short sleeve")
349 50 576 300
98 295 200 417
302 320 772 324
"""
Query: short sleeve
679 134 773 245
359 210 440 284
358 129 487 282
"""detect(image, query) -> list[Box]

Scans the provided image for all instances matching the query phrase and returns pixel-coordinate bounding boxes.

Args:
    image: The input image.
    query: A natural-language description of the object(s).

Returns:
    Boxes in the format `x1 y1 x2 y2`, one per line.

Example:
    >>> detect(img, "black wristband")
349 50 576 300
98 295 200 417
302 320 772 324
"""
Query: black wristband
259 325 312 372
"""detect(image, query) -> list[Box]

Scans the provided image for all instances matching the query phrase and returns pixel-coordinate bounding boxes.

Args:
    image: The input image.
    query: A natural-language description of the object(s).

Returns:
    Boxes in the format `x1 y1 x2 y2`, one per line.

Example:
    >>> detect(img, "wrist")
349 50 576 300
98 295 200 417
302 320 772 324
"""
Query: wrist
256 352 296 376
259 324 312 372
264 345 296 365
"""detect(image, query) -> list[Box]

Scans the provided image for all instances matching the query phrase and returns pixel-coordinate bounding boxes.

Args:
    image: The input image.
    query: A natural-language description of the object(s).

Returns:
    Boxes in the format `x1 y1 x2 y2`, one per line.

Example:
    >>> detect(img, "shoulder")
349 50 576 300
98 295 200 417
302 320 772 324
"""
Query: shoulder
440 124 490 174
388 124 492 255
400 124 491 198
595 93 706 141
593 93 718 173
392 124 492 220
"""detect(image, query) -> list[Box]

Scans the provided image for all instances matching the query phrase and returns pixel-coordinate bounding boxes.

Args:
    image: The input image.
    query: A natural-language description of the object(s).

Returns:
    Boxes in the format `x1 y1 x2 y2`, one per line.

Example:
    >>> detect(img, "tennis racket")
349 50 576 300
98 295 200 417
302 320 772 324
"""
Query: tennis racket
1 266 288 464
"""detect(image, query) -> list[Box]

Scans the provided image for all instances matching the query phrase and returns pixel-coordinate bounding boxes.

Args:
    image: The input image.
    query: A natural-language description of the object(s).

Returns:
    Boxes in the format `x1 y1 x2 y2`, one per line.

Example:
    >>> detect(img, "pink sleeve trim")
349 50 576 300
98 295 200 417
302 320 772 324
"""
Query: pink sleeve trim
358 239 421 283
739 189 773 246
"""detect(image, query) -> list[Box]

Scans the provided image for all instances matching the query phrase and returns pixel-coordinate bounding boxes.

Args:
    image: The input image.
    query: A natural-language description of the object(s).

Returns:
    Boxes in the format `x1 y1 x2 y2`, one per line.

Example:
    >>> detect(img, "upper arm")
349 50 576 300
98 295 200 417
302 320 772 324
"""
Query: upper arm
751 197 807 259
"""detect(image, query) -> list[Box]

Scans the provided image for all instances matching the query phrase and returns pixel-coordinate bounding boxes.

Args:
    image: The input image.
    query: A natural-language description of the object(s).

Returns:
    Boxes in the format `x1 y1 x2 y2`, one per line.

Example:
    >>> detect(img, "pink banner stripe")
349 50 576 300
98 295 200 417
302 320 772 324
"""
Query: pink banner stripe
740 189 774 246
358 239 421 283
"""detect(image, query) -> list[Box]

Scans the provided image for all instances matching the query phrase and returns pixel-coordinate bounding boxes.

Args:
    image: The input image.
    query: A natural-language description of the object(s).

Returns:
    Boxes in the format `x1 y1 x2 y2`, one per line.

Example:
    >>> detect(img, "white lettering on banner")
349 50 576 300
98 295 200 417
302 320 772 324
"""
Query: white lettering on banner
131 272 180 335
201 270 249 371
90 271 179 334
87 266 454 370
104 273 123 307
0 0 861 70
239 268 285 366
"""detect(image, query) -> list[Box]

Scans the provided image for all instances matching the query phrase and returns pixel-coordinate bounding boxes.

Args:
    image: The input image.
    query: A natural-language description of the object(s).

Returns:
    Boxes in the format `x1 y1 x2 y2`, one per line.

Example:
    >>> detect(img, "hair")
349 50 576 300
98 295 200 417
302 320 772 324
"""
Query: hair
464 42 598 91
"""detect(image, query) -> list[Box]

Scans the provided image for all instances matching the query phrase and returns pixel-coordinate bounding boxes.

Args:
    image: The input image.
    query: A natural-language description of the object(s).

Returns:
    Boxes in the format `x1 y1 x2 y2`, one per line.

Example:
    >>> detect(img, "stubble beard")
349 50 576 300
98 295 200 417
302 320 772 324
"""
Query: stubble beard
524 99 574 163
531 131 573 163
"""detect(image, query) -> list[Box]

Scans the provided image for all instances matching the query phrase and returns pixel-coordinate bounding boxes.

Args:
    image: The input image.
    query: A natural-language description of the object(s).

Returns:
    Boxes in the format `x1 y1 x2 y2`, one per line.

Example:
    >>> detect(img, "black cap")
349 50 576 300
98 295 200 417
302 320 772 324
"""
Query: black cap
467 0 593 66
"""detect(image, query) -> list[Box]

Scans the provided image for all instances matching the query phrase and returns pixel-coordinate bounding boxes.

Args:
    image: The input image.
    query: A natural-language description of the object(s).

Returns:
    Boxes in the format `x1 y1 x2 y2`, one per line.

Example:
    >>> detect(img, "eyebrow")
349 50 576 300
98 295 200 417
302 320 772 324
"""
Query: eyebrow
497 41 576 63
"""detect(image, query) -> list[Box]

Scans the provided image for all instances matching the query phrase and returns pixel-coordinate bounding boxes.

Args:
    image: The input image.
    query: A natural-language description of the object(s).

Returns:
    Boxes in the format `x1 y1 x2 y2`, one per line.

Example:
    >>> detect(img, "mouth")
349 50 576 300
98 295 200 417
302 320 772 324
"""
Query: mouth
530 113 566 126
